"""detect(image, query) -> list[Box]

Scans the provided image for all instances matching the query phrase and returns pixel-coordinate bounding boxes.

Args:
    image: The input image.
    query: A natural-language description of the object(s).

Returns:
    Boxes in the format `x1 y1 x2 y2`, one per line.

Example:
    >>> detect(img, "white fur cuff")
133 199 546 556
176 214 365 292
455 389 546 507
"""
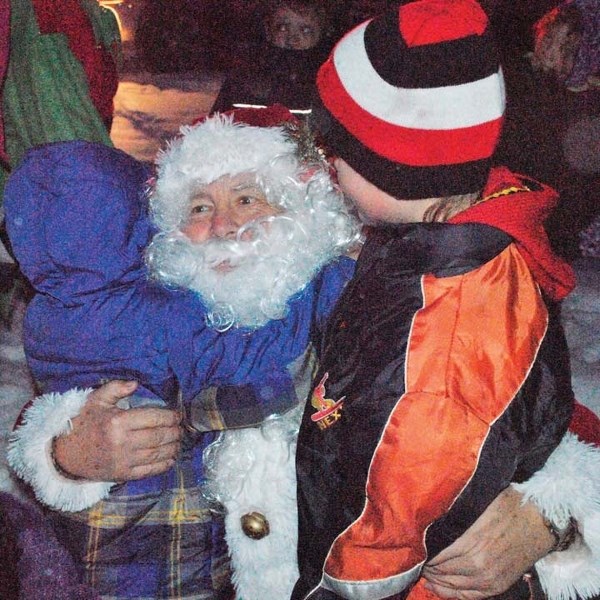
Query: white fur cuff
8 388 115 512
513 432 600 600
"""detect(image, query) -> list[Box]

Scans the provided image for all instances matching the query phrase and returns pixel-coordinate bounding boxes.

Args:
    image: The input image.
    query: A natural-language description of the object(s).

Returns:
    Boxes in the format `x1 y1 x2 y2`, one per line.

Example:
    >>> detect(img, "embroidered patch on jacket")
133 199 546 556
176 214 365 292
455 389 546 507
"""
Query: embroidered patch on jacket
310 373 344 430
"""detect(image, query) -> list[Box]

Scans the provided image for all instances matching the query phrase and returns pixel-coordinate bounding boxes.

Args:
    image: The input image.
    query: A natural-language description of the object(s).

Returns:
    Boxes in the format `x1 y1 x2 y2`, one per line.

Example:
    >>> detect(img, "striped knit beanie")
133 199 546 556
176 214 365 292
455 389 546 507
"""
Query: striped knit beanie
315 0 506 199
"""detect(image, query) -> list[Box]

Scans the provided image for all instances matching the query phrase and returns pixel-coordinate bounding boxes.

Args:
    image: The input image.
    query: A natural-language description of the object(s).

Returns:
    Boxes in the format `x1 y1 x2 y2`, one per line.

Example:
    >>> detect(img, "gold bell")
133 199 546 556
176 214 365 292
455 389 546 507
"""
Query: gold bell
241 511 270 540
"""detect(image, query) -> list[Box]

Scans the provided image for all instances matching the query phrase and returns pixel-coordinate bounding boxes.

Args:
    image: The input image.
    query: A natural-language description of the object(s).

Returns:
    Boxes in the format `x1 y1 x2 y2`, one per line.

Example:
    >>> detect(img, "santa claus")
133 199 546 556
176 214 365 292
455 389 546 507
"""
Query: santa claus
6 105 360 600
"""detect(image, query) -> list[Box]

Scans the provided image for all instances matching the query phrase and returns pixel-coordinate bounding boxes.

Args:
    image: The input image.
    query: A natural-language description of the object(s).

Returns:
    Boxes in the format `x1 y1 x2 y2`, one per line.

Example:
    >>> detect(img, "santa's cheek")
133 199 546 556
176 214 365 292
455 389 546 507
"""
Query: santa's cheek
181 222 211 244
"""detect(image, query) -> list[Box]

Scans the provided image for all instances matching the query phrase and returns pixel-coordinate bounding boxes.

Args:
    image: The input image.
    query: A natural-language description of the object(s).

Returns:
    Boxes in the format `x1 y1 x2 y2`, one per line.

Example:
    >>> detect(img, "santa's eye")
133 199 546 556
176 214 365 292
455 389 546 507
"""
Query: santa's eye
189 202 211 216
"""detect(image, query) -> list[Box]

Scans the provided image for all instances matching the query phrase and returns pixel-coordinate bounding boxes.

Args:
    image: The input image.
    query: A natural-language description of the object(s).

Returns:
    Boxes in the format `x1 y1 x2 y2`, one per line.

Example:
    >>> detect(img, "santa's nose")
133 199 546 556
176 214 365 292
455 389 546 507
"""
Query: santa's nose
211 212 238 239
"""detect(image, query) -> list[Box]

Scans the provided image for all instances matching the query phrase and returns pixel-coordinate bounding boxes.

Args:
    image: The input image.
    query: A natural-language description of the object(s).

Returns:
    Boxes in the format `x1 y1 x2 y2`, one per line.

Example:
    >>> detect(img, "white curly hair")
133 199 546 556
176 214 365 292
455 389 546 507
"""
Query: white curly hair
146 113 361 330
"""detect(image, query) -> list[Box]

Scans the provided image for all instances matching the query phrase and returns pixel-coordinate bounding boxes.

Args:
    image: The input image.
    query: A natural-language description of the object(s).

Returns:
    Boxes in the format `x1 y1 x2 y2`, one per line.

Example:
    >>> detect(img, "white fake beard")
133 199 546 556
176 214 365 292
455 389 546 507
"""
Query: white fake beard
147 168 360 330
148 212 333 331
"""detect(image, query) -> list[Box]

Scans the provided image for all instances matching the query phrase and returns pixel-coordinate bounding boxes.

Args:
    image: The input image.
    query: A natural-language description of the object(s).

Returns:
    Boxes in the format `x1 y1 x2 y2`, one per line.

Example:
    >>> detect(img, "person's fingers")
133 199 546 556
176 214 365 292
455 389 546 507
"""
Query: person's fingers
122 459 177 482
423 561 476 577
148 424 182 447
423 580 482 600
127 426 182 453
127 440 181 469
88 380 138 406
122 407 182 430
423 567 472 585
423 564 501 598
110 439 180 479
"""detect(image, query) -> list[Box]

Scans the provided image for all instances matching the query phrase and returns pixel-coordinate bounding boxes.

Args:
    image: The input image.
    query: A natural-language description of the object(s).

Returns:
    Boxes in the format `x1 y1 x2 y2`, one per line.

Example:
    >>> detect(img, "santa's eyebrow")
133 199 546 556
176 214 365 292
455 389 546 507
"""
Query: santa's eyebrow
190 191 211 201
232 182 263 193
189 182 264 200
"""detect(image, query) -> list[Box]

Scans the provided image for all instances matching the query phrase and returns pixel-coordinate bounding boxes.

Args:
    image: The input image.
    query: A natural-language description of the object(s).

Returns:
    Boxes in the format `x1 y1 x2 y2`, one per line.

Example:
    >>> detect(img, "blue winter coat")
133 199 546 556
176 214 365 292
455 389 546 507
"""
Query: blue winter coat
5 140 354 418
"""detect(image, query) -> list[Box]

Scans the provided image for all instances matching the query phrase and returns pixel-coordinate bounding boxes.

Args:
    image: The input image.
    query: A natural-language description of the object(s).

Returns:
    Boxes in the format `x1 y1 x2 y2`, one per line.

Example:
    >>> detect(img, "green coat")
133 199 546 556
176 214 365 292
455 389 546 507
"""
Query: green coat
0 0 119 207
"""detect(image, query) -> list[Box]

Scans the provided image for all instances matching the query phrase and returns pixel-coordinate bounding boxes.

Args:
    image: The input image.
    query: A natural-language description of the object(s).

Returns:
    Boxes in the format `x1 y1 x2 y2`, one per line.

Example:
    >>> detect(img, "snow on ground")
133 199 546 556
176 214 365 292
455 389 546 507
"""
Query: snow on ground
0 302 35 495
562 258 600 410
1 72 598 494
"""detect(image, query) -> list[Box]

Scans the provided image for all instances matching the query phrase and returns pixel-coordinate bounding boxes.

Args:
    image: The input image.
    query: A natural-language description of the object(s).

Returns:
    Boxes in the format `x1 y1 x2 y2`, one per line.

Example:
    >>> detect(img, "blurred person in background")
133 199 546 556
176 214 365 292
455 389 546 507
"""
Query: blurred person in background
0 0 119 326
529 0 600 92
211 0 338 113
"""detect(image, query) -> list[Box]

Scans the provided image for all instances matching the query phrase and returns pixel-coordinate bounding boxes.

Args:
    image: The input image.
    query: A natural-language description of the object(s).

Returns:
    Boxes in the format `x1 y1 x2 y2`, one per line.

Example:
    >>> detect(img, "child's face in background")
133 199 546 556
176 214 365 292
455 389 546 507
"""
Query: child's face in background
532 21 580 80
267 6 323 50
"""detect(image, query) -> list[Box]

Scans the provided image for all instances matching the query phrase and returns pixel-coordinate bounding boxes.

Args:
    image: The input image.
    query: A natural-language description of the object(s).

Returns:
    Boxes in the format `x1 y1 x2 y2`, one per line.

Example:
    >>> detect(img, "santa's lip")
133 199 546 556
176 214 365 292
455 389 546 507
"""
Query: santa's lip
212 260 236 273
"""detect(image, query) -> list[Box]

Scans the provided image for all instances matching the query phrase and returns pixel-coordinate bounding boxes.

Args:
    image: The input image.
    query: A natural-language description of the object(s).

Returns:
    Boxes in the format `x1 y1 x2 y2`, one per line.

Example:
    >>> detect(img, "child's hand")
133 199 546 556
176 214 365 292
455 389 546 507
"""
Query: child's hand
52 380 182 482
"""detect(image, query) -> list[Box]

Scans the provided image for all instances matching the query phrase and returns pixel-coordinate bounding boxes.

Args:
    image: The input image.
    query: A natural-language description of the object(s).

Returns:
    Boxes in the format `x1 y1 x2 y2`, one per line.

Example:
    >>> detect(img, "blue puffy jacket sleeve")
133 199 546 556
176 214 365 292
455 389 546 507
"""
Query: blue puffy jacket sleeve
167 257 355 430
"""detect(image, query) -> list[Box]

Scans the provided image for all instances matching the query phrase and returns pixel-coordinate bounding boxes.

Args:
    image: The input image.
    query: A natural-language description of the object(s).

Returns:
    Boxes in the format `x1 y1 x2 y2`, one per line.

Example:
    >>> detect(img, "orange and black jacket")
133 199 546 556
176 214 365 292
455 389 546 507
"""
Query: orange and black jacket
292 168 576 600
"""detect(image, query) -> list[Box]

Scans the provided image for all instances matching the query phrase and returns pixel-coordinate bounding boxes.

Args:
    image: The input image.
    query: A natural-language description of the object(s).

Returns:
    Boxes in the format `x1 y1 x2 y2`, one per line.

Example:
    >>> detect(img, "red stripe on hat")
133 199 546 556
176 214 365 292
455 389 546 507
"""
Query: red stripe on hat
318 59 503 167
399 0 488 47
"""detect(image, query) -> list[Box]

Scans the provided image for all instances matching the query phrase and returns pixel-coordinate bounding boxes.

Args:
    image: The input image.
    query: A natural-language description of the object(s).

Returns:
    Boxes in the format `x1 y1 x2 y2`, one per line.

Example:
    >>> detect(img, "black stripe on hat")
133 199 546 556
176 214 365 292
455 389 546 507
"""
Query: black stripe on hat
364 8 499 89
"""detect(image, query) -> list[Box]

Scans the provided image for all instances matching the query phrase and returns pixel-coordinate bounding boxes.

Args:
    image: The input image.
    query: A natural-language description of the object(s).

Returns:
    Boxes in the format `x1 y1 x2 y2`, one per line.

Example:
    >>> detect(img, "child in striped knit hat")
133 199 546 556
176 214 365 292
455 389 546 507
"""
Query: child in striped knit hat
292 1 600 599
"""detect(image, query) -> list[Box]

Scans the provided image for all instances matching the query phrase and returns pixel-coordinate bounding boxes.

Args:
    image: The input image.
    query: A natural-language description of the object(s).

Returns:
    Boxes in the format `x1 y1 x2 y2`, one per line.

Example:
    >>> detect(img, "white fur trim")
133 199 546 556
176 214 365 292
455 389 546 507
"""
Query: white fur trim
8 388 115 512
152 115 299 232
513 432 600 600
203 406 302 600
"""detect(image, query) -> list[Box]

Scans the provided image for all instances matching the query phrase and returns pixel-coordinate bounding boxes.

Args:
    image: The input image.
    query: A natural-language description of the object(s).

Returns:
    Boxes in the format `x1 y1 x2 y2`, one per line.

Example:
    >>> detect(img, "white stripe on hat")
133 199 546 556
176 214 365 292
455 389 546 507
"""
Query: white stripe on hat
333 23 505 131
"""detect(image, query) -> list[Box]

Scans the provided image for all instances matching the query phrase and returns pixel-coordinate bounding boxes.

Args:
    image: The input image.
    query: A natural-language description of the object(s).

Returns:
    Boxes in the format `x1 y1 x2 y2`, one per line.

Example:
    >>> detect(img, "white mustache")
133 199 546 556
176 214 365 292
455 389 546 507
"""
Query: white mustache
191 215 305 271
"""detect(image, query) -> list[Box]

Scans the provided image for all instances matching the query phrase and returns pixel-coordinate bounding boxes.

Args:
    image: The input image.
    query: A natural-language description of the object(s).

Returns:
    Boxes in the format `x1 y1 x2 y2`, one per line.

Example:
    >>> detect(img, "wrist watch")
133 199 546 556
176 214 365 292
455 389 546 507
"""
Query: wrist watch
543 515 579 552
